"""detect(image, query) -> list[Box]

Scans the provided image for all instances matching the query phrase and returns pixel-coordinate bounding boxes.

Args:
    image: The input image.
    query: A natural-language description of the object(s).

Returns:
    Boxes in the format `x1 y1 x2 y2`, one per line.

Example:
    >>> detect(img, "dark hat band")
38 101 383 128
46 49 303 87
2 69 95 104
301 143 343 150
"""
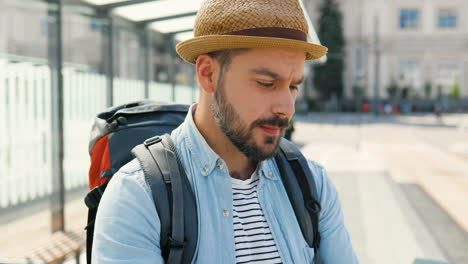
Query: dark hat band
223 27 307 42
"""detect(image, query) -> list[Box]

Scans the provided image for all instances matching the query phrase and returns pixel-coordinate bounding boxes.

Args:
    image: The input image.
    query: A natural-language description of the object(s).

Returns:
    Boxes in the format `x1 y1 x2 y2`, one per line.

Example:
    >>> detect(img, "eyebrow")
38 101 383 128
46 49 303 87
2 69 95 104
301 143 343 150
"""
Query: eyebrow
249 67 304 85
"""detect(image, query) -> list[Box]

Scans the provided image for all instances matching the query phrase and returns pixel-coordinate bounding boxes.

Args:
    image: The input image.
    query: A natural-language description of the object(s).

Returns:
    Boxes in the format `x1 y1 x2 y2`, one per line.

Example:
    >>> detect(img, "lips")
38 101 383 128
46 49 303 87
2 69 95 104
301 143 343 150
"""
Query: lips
260 125 281 136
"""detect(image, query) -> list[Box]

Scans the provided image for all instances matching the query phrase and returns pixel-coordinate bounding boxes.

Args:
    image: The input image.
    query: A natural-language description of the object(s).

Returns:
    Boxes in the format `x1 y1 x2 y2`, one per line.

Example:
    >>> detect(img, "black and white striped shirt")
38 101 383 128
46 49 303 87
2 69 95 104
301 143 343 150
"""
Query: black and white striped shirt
232 172 283 264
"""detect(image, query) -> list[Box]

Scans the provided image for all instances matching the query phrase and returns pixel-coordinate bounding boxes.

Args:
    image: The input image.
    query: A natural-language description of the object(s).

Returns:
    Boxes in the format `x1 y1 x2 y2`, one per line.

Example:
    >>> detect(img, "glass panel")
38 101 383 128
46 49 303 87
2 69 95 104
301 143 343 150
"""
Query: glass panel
174 57 195 104
150 33 174 102
62 5 107 190
114 26 142 79
0 0 51 208
0 0 49 58
112 24 145 104
399 9 419 29
63 6 105 71
438 9 457 28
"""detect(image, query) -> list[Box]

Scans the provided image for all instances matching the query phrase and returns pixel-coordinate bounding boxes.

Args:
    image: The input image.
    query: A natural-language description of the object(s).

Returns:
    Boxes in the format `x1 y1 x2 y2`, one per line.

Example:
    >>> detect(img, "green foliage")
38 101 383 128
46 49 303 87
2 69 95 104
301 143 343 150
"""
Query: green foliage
451 81 460 99
288 118 295 132
386 79 399 99
401 86 410 99
352 85 364 98
313 0 345 100
424 81 432 99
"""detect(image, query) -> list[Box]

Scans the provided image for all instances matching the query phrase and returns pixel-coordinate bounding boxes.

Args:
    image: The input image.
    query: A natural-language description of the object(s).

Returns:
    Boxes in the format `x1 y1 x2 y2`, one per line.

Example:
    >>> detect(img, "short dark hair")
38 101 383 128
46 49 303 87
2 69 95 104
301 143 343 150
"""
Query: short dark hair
207 49 249 73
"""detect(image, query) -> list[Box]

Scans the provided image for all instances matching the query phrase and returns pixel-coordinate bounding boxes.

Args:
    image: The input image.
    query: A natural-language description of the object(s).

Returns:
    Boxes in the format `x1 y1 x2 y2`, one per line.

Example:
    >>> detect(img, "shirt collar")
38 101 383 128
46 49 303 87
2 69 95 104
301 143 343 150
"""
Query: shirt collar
177 104 278 180
178 104 221 176
258 159 279 181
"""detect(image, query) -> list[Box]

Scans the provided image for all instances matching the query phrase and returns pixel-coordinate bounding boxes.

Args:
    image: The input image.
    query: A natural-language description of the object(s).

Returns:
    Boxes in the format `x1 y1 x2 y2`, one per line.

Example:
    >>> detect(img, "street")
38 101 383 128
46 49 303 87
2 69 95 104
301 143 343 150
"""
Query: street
295 113 468 264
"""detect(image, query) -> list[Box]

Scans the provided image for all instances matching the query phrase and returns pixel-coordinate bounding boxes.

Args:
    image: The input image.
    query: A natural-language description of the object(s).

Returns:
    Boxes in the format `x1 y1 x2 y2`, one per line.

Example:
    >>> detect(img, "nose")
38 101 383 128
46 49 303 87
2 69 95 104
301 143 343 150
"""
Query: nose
272 85 295 119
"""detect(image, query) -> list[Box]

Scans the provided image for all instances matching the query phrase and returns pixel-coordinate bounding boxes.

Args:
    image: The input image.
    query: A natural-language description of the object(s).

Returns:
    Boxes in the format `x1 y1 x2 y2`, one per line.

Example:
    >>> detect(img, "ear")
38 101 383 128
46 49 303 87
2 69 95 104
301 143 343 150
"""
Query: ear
196 54 219 94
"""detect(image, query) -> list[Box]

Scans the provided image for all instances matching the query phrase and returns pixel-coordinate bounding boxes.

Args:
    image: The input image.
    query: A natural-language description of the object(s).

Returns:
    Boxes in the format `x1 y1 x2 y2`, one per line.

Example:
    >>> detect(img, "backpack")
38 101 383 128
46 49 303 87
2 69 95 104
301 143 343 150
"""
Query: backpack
84 100 322 264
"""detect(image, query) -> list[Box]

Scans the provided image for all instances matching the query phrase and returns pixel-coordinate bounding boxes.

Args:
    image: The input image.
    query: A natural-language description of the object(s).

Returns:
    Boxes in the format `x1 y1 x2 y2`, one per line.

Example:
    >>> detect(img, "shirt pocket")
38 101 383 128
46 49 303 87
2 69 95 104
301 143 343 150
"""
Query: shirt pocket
303 246 315 263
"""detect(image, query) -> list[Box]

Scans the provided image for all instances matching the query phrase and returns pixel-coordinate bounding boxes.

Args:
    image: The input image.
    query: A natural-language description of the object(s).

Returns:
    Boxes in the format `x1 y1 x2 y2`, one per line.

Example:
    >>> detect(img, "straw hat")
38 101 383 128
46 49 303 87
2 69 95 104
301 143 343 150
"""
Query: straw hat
176 0 328 64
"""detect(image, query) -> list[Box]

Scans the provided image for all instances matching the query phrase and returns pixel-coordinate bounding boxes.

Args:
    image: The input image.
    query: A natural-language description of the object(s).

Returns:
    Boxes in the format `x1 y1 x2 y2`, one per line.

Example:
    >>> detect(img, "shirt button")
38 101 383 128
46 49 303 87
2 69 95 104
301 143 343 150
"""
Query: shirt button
217 163 223 169
223 210 229 217
203 165 208 173
268 171 273 177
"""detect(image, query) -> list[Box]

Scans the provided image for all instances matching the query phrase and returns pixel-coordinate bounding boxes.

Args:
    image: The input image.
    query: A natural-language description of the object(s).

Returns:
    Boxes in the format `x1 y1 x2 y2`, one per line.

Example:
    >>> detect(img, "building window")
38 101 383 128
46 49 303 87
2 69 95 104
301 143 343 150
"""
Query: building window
438 9 457 28
399 9 420 29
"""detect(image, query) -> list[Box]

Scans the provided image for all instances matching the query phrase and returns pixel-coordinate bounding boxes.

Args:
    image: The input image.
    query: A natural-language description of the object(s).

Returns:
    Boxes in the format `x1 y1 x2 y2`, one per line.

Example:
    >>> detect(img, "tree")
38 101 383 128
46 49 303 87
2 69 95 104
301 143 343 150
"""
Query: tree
424 81 432 99
313 0 345 101
401 86 410 99
386 79 399 101
451 81 460 99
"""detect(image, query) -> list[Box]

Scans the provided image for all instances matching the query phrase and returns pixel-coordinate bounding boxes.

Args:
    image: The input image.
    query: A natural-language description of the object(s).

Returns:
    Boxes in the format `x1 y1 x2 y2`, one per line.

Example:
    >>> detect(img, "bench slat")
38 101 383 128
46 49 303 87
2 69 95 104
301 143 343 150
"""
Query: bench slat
25 228 85 264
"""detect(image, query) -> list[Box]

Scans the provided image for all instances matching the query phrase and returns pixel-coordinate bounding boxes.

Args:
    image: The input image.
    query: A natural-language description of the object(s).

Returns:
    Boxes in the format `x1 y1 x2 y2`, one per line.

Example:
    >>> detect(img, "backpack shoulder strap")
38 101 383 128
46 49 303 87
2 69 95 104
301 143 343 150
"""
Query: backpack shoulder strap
275 139 322 257
131 134 198 264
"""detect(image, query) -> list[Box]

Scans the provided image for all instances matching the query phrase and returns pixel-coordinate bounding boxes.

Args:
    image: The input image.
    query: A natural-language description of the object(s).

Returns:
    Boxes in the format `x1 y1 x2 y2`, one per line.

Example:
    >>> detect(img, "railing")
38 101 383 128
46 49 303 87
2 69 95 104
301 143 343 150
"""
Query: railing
0 57 196 211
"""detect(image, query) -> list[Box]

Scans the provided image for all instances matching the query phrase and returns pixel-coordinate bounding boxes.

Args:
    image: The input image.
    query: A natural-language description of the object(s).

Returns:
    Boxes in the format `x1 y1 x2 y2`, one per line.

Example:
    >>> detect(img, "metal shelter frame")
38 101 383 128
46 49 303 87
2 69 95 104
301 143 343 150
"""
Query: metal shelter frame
41 0 202 233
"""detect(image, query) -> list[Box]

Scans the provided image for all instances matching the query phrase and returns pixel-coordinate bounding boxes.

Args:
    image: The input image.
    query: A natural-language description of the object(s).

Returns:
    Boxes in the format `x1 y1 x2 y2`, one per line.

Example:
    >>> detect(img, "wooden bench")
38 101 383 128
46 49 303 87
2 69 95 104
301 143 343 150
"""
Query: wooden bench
23 228 85 264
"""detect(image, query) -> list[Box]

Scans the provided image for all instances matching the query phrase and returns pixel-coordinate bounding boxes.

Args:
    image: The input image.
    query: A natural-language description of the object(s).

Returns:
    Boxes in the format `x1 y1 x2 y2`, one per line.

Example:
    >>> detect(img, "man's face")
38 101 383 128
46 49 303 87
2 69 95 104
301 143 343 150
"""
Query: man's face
211 48 305 162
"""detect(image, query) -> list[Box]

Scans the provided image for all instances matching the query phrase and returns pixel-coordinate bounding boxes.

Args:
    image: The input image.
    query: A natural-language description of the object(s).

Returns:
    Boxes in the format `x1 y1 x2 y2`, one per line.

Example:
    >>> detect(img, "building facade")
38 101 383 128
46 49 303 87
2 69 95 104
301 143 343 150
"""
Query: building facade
306 0 468 100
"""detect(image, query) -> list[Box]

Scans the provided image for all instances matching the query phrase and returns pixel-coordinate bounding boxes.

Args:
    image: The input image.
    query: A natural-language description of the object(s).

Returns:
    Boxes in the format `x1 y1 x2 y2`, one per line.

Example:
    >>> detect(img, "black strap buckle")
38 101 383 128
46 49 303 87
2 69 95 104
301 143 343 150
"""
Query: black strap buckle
168 236 186 249
305 199 322 214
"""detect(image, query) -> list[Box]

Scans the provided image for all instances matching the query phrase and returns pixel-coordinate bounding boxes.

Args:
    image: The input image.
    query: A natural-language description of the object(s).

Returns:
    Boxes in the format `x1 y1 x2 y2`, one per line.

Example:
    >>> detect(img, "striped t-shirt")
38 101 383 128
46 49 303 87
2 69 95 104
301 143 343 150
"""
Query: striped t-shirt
231 172 283 264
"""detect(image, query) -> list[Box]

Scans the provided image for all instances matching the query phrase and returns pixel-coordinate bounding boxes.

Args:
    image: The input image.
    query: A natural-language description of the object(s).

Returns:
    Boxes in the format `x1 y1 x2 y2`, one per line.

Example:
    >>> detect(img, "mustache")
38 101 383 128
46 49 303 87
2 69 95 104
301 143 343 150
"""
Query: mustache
251 116 290 130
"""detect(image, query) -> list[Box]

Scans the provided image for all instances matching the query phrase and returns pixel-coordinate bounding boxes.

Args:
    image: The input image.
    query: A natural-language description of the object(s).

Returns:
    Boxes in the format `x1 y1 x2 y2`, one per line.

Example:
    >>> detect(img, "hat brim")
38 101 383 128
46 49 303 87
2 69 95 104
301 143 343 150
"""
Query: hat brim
176 35 328 64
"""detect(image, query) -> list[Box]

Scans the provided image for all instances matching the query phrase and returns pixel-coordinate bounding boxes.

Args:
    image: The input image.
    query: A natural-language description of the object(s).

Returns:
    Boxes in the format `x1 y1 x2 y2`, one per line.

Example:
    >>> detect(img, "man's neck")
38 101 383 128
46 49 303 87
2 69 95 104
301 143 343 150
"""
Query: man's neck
193 104 257 180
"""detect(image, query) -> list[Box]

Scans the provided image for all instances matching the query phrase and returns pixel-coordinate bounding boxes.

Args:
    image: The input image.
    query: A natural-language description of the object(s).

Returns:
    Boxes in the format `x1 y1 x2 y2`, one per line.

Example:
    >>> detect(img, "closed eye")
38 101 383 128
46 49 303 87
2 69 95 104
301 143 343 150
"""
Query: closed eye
290 85 299 90
257 81 274 87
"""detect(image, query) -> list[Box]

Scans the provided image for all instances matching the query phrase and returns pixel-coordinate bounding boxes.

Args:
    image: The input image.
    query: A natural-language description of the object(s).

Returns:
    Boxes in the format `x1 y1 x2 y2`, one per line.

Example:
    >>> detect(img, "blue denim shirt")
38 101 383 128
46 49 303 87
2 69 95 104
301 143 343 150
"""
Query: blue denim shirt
92 105 359 264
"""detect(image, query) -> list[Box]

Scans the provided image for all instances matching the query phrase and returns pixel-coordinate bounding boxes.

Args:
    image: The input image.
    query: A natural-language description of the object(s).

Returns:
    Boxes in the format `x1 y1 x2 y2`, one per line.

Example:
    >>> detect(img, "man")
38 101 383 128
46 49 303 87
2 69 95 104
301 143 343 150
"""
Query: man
93 0 360 263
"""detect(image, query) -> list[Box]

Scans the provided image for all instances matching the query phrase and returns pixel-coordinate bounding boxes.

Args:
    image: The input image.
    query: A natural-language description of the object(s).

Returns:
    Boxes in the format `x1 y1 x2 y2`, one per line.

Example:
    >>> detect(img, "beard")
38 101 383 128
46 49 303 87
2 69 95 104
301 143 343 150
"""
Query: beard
211 78 289 162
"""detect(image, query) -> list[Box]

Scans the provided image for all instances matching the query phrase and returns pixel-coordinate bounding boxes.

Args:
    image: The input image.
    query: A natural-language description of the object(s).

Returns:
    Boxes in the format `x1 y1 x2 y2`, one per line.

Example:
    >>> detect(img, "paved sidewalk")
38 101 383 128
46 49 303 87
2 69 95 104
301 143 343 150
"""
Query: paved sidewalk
299 142 448 264
295 113 468 264
295 113 468 231
331 172 448 264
